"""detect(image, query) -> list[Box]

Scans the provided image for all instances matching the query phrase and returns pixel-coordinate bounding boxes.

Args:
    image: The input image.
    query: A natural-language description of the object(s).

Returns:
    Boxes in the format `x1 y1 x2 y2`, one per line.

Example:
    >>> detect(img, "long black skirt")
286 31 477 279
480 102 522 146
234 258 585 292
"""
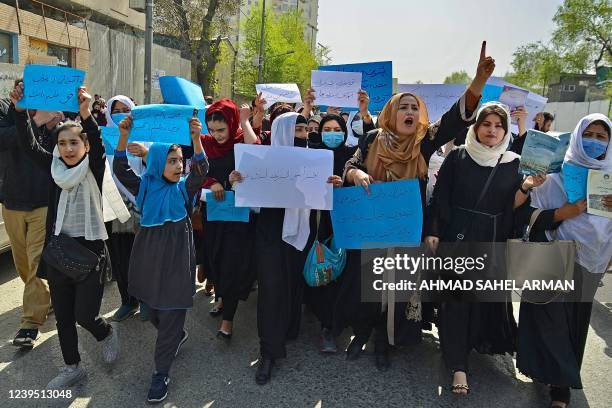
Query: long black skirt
438 300 516 372
203 214 257 302
517 266 601 389
256 208 313 359
332 249 425 345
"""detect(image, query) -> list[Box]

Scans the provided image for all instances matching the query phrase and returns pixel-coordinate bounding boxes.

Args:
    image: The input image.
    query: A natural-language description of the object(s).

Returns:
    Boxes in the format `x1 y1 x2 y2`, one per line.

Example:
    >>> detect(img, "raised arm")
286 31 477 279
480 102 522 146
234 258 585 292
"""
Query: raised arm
239 104 260 145
76 87 105 181
185 117 209 200
113 115 141 197
429 41 496 150
9 83 52 171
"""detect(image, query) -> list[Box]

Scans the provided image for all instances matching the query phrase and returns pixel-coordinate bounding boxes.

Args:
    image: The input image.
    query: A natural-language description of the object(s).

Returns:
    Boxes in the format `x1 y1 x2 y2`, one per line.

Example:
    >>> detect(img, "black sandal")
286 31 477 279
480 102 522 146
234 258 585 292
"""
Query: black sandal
549 386 570 408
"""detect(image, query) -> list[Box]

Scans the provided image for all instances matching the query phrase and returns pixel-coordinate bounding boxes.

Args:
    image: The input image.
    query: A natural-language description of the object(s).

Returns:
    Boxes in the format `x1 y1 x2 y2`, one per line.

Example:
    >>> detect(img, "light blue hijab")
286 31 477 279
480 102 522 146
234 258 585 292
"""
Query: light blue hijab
135 143 188 227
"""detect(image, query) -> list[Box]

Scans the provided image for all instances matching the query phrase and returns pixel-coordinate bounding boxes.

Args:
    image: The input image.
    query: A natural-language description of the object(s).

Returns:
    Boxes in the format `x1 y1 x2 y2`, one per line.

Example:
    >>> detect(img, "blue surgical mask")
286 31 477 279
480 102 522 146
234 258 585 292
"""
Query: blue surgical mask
111 113 129 124
322 131 344 148
582 138 608 159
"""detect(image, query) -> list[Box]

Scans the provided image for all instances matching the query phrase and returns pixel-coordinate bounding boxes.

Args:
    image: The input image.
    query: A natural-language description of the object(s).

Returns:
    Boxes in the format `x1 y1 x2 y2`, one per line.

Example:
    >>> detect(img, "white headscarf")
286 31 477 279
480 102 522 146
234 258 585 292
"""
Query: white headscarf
345 111 360 147
531 114 612 274
271 112 311 251
51 146 108 241
104 95 145 206
104 95 135 127
464 102 520 167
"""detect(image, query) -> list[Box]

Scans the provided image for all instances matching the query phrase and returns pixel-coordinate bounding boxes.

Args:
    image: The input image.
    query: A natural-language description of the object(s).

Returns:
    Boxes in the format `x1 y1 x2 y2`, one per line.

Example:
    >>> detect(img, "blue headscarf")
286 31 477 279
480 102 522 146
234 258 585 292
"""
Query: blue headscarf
136 143 189 227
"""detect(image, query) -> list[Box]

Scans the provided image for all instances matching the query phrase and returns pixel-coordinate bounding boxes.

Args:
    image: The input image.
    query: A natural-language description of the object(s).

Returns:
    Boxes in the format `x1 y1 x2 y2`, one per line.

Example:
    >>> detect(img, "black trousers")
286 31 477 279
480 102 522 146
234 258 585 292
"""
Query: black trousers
222 296 239 322
257 249 304 359
108 233 137 306
48 265 110 366
148 306 186 375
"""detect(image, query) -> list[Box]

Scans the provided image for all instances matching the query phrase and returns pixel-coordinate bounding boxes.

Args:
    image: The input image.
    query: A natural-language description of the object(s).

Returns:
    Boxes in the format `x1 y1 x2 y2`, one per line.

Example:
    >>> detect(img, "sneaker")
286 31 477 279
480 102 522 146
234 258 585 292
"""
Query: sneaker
13 329 39 348
102 322 119 363
175 330 189 357
147 372 170 404
139 302 150 322
319 328 337 353
46 364 86 389
112 304 138 322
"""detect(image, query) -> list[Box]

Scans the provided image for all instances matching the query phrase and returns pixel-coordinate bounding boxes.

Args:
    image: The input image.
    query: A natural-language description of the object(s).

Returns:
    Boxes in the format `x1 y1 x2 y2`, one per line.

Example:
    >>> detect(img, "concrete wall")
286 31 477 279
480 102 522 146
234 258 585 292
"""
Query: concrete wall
86 21 191 104
545 100 611 132
0 63 24 100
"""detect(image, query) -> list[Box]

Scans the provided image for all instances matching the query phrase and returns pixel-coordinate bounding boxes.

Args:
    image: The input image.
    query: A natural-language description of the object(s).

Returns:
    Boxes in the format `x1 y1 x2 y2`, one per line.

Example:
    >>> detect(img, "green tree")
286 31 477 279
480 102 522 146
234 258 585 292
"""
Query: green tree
505 0 611 94
154 0 242 95
552 0 611 69
235 3 319 97
443 70 472 84
504 42 567 94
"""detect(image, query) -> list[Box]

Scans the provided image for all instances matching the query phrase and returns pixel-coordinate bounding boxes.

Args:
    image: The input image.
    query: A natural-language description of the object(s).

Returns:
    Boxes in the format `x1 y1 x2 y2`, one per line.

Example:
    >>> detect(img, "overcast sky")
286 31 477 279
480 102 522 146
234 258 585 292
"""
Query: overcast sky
317 0 564 84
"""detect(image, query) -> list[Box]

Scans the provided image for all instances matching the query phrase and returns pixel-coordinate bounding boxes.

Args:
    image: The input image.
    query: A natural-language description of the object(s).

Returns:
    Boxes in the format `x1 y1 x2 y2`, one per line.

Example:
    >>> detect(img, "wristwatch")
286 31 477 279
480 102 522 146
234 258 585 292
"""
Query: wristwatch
519 184 532 195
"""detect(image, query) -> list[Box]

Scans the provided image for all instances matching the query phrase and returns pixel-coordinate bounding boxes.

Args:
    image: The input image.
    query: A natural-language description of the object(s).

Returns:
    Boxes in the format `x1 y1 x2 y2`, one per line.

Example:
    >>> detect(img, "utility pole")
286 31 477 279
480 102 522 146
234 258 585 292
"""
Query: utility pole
257 0 266 83
144 0 153 104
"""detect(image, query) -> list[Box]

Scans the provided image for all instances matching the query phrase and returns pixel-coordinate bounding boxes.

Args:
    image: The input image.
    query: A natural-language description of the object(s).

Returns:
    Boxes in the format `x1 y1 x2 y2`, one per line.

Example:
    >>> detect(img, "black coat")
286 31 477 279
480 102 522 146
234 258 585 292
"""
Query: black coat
0 100 53 210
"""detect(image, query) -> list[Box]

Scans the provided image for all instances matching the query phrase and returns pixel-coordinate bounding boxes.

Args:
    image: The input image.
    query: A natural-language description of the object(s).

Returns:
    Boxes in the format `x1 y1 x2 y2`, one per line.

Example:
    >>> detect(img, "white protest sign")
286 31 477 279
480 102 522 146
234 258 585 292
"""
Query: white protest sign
397 84 466 122
234 144 334 210
526 92 548 128
311 70 362 108
255 83 302 109
486 77 548 134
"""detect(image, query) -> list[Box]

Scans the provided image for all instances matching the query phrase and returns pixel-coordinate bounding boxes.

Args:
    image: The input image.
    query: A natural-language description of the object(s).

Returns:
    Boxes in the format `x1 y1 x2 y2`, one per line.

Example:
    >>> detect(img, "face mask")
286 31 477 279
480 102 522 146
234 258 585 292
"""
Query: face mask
293 137 308 148
322 131 344 149
351 120 364 136
111 113 129 124
582 138 608 159
308 131 321 145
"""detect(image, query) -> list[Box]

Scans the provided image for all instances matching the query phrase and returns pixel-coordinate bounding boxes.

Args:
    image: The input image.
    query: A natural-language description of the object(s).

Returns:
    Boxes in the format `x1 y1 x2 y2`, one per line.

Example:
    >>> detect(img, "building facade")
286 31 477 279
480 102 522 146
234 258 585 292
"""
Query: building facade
547 72 610 103
229 0 319 52
0 0 191 104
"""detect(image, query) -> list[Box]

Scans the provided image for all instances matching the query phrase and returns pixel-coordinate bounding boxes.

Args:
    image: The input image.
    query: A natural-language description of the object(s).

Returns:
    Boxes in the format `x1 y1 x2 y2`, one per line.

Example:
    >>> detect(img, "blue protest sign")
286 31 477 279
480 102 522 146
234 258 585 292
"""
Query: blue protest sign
481 84 503 103
159 76 207 108
101 126 121 154
331 179 422 249
562 162 589 203
130 104 207 145
206 191 250 222
318 61 392 112
17 64 86 112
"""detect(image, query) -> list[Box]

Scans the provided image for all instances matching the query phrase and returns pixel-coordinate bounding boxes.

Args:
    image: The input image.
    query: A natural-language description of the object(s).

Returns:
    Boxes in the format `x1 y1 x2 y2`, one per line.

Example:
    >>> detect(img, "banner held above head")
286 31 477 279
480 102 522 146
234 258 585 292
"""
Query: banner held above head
159 76 207 108
17 64 86 112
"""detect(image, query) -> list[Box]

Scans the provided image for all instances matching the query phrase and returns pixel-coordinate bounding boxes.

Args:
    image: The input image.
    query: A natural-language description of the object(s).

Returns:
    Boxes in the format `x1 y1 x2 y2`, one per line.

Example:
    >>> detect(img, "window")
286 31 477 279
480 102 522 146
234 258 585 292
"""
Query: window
0 32 13 63
562 84 575 92
47 43 71 67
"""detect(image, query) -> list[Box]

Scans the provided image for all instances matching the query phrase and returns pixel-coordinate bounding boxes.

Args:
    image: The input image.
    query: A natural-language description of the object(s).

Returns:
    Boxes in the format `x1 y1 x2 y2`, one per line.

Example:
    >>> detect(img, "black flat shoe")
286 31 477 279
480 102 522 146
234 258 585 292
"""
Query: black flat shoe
255 357 274 385
209 304 223 317
217 330 232 340
346 335 368 361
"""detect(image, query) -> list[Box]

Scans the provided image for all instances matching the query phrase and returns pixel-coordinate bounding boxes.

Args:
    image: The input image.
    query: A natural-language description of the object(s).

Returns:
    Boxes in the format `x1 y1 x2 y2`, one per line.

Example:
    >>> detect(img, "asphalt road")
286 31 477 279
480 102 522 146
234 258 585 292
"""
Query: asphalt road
0 251 610 408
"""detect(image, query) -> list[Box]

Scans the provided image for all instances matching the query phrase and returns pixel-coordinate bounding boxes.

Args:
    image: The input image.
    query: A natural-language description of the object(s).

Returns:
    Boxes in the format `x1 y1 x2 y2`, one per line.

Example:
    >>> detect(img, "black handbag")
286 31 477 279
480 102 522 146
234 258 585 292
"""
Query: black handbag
436 155 504 280
42 233 104 281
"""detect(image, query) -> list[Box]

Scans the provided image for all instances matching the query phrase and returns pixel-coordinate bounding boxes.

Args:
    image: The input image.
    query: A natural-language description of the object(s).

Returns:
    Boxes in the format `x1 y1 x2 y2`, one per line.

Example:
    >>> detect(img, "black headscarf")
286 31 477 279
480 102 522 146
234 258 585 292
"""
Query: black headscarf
317 114 348 151
317 114 352 176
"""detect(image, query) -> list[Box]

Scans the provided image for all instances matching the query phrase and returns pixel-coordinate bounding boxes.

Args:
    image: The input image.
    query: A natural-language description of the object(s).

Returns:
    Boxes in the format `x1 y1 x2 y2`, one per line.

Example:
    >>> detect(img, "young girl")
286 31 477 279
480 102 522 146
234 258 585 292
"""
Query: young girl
231 112 336 384
199 99 259 339
10 84 119 389
113 114 208 403
516 113 612 408
426 102 546 395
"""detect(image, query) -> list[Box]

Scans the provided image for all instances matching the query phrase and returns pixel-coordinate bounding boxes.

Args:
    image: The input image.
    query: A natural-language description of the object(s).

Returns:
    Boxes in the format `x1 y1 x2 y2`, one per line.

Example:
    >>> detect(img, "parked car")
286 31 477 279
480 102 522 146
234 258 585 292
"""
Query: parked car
0 204 10 253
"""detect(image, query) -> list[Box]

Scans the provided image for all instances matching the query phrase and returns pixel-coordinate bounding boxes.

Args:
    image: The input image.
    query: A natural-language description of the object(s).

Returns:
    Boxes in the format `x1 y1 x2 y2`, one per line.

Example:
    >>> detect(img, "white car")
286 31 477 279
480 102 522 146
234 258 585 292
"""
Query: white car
0 204 10 253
